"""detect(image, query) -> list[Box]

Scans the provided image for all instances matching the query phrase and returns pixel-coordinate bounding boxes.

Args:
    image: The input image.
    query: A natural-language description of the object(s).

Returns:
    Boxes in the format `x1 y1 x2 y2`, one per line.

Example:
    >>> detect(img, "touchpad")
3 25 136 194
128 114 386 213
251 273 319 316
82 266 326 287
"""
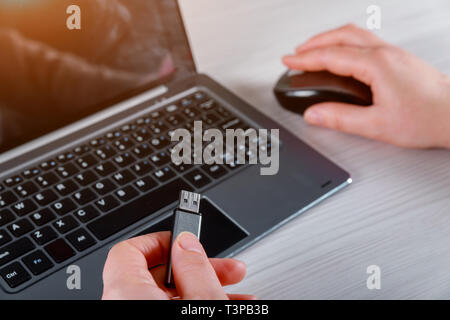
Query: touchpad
136 198 249 257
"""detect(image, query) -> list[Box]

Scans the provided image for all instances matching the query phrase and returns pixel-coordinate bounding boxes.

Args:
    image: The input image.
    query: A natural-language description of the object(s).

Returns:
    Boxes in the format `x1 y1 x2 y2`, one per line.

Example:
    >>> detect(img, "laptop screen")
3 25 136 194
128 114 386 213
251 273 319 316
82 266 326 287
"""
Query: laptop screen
0 0 195 154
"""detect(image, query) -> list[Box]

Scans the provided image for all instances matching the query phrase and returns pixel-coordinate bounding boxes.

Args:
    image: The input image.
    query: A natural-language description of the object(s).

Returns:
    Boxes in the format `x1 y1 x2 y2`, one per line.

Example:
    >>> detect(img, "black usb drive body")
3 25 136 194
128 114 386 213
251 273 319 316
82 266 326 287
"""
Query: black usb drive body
165 190 202 288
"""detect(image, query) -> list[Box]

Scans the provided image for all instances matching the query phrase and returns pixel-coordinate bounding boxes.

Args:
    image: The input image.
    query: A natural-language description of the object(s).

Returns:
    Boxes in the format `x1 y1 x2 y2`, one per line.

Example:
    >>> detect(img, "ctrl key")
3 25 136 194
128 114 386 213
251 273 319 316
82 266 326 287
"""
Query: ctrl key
0 262 31 288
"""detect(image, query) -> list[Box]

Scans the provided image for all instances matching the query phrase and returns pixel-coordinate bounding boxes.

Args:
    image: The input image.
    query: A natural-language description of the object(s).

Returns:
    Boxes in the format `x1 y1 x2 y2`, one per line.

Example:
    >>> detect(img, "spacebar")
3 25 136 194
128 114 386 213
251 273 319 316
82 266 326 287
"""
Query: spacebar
88 178 193 240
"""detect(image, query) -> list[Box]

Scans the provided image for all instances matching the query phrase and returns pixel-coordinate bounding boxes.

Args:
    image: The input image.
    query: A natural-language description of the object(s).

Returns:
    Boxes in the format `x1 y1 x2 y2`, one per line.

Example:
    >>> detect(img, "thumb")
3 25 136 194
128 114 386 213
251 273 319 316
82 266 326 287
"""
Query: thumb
304 102 380 139
171 232 228 300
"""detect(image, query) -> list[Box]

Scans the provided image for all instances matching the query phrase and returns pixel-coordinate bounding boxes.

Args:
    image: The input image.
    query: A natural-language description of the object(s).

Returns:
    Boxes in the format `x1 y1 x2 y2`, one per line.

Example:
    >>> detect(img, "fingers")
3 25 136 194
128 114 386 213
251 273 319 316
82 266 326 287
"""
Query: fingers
283 45 377 85
103 232 171 287
296 24 385 53
171 232 228 300
151 258 247 288
304 102 382 139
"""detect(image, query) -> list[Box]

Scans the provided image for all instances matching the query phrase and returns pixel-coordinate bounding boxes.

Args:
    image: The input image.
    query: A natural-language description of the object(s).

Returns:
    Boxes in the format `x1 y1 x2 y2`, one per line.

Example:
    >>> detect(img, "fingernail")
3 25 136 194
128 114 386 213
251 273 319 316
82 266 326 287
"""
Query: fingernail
304 109 323 125
176 232 203 254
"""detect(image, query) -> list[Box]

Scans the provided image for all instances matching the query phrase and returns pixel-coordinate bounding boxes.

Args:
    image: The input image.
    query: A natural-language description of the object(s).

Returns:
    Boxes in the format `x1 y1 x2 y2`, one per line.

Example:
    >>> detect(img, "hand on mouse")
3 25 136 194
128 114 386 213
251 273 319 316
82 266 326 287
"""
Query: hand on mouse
102 231 255 300
282 24 450 149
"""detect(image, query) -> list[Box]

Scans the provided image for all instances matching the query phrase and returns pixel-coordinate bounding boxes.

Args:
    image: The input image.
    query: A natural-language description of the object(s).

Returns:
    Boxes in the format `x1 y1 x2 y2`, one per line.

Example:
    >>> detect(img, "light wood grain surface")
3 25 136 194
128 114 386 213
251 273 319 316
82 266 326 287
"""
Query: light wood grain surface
179 0 450 299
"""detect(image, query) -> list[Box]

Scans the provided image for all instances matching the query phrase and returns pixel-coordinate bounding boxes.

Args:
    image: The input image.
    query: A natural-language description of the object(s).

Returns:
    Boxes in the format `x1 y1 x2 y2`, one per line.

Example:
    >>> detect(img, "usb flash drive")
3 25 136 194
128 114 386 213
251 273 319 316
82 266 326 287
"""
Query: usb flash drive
165 190 202 288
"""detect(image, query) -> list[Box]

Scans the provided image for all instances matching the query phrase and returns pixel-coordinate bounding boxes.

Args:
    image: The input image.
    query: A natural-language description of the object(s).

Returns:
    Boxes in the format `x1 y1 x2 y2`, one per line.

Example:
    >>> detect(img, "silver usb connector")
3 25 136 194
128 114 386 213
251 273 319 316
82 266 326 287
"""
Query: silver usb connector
165 190 203 288
178 190 201 213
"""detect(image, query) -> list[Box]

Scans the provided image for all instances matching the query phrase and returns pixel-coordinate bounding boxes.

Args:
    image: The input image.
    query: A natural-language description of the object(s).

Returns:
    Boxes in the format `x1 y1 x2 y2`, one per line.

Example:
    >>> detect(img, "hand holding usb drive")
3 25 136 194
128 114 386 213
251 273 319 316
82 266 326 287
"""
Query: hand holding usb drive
165 190 202 288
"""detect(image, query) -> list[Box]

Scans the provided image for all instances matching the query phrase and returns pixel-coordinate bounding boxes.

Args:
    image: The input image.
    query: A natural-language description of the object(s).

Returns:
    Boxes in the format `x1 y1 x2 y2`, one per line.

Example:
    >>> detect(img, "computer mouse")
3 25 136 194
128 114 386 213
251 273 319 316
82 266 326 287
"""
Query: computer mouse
274 70 373 115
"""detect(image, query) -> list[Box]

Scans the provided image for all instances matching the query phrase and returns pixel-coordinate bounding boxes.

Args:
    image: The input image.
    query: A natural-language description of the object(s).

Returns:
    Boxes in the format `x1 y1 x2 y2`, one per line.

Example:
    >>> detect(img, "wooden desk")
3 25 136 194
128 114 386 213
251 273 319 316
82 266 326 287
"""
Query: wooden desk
179 0 450 299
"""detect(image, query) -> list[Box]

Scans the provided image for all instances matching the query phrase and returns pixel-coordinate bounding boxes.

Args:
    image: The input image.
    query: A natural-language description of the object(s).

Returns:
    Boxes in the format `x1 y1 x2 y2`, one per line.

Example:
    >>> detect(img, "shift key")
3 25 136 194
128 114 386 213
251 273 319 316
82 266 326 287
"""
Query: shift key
0 238 35 267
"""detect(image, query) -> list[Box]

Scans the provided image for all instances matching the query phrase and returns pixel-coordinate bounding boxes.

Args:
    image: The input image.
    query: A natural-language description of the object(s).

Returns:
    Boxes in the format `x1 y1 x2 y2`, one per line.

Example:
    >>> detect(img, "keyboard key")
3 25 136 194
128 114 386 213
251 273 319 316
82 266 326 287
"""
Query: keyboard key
113 152 135 168
53 216 79 234
31 226 57 245
35 172 59 188
184 169 212 188
45 239 75 263
95 195 120 213
131 160 153 176
94 145 117 160
54 180 79 196
88 178 192 240
149 151 171 167
112 170 135 186
67 228 96 252
199 99 216 111
76 154 98 169
149 121 168 135
165 104 178 113
105 131 122 141
94 161 117 177
34 189 58 206
0 191 18 207
55 163 79 178
180 97 193 107
51 198 77 216
219 118 247 131
30 208 55 226
202 164 228 179
22 168 40 179
166 114 185 126
195 91 208 101
171 163 193 173
39 159 57 171
150 136 170 149
134 176 158 192
56 152 75 163
0 237 35 267
0 209 15 227
0 230 12 246
93 179 117 195
114 137 135 151
120 123 136 133
72 188 97 205
89 138 106 147
11 199 37 217
4 175 23 187
215 106 233 119
73 145 90 155
0 262 31 288
74 170 98 186
22 250 54 275
8 219 34 237
13 179 34 196
132 128 151 143
115 185 139 202
132 143 153 158
73 205 100 223
182 107 200 118
153 167 176 183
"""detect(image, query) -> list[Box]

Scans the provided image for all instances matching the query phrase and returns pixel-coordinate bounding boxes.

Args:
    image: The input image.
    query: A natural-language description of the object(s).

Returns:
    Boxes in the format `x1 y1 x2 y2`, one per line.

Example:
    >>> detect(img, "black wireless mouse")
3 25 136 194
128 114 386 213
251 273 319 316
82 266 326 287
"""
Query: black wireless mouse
274 70 373 115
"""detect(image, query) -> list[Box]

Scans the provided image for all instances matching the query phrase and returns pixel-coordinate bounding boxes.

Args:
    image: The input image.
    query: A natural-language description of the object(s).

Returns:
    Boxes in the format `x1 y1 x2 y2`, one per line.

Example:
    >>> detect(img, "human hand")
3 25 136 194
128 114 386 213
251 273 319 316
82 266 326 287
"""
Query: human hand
282 24 450 149
102 231 255 300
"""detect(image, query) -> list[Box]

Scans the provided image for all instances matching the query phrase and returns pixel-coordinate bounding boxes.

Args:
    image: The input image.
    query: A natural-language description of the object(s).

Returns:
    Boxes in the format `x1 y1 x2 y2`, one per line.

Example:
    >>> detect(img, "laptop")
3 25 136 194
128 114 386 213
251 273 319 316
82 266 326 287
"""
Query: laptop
0 0 350 299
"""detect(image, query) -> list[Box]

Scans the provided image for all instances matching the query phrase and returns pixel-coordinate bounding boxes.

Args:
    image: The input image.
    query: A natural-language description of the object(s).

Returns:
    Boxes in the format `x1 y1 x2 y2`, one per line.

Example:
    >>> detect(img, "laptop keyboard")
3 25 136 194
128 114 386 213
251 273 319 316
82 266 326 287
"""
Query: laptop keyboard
0 90 258 290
